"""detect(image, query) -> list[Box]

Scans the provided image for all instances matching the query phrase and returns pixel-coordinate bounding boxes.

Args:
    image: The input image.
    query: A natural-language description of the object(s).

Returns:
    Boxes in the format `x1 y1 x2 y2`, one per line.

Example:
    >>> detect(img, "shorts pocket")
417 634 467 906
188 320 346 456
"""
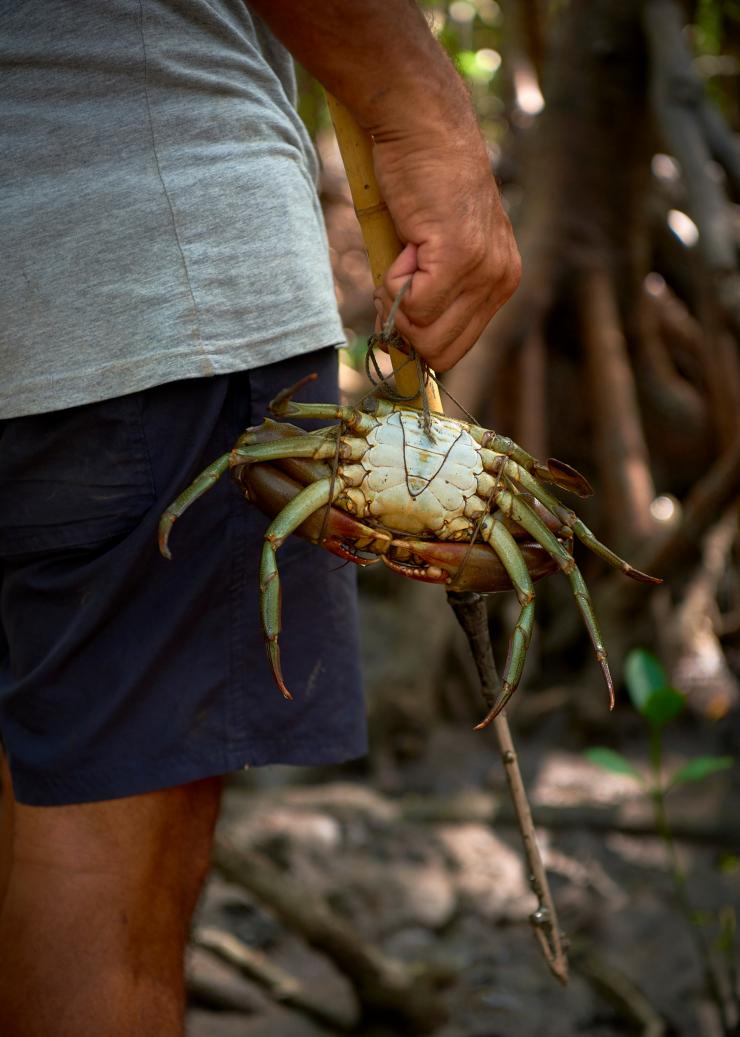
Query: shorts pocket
0 393 156 556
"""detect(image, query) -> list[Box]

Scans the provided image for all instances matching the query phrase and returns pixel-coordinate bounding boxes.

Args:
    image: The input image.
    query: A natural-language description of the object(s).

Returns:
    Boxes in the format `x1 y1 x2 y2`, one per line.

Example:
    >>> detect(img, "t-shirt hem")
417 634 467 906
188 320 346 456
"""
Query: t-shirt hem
0 322 347 419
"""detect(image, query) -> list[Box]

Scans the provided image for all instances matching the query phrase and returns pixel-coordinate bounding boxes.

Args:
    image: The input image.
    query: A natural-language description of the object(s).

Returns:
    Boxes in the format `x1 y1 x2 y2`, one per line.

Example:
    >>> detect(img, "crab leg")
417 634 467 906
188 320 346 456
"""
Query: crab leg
260 476 342 700
269 379 377 435
474 514 536 727
159 434 341 559
159 453 231 559
495 486 615 709
473 428 593 498
499 461 661 585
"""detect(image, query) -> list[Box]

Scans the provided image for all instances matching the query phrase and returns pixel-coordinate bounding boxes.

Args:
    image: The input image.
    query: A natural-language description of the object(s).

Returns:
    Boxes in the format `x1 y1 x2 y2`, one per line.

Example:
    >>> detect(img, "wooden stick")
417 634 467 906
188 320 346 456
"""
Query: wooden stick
326 94 443 413
327 89 568 985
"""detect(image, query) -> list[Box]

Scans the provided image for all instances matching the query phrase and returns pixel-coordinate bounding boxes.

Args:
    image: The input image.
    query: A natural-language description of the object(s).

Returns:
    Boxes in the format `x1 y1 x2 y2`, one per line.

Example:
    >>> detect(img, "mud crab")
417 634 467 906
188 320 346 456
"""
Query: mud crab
160 375 660 724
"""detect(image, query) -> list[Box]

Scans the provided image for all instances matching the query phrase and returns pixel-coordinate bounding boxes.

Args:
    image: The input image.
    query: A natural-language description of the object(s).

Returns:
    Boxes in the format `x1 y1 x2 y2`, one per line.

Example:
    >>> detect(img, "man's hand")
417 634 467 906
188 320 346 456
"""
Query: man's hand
371 131 520 371
248 0 521 371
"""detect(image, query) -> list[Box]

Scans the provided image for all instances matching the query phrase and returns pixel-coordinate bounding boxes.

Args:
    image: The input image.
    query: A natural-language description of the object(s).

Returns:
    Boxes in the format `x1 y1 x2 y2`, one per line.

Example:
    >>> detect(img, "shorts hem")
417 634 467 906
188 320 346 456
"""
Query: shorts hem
10 738 369 807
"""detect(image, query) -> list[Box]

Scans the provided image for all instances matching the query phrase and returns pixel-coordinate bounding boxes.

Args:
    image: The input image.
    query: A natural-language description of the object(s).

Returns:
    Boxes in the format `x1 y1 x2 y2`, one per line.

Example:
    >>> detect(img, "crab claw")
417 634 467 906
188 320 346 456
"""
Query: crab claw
265 637 293 701
623 566 663 585
268 373 319 417
535 458 594 499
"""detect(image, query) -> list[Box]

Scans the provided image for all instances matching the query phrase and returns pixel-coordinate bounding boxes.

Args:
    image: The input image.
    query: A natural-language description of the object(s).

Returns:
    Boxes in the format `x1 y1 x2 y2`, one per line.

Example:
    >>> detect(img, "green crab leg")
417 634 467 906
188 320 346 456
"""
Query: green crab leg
495 486 615 710
159 453 231 559
472 428 593 498
230 435 340 466
270 398 377 437
474 514 536 729
500 461 662 585
159 434 341 560
260 476 341 701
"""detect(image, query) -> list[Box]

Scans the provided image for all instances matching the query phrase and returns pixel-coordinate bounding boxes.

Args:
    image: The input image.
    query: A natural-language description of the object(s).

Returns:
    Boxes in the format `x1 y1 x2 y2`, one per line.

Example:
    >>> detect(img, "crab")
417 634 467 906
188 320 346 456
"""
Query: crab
159 375 660 724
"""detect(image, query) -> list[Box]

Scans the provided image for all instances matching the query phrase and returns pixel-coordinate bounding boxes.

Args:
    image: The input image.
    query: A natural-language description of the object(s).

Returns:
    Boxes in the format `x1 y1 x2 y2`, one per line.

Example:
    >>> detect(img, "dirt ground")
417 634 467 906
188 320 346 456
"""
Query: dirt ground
185 664 740 1037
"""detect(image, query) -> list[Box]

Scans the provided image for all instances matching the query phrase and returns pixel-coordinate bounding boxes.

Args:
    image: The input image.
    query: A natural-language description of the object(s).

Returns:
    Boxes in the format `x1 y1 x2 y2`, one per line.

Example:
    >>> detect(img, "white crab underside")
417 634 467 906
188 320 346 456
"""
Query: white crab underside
340 409 495 538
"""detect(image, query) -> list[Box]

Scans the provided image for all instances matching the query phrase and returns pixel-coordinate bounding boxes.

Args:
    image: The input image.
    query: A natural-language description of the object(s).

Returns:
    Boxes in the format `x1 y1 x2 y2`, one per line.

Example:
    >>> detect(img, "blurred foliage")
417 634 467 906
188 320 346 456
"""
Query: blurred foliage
296 0 739 138
695 0 740 55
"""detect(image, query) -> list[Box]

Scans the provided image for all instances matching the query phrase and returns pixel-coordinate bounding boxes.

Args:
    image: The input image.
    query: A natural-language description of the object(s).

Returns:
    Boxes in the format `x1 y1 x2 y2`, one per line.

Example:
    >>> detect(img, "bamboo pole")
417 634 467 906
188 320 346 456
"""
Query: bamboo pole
326 94 443 413
327 91 568 984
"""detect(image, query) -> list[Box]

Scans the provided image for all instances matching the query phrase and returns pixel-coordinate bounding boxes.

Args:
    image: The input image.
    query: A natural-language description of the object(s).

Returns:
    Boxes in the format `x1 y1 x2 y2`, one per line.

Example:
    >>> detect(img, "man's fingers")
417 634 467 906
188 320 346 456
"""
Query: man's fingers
399 292 495 371
378 243 477 330
386 242 418 283
373 289 493 373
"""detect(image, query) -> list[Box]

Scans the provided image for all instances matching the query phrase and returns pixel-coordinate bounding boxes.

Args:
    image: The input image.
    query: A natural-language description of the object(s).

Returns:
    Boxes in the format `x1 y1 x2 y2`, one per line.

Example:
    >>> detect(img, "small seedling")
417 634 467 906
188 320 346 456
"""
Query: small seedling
587 648 737 1034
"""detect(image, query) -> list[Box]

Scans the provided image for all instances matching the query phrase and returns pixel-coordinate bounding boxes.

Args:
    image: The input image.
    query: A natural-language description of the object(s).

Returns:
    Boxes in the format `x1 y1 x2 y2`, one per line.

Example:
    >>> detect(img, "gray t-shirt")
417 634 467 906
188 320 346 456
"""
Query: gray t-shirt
0 0 344 418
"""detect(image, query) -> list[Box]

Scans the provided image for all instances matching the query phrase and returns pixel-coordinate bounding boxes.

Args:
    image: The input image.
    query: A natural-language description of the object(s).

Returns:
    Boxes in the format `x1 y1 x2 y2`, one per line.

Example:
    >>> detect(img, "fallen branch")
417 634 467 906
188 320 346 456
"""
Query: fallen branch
399 792 740 848
193 925 355 1032
234 783 740 848
186 954 258 1016
213 838 449 1033
576 951 666 1037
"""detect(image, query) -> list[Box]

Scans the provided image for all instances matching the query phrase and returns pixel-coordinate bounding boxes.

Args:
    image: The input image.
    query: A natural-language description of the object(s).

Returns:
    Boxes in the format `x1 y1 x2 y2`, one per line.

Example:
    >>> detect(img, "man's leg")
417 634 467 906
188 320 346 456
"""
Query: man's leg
0 775 222 1037
0 754 13 912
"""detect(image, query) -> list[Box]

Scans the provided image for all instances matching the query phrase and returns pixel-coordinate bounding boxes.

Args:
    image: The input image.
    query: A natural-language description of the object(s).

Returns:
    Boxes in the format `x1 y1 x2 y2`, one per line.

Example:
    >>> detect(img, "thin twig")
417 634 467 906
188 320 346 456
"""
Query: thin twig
446 591 569 984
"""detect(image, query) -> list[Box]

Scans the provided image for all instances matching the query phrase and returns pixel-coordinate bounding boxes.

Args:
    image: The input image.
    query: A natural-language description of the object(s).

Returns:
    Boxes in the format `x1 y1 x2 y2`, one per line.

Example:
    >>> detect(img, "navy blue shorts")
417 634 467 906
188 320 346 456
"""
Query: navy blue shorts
0 349 367 806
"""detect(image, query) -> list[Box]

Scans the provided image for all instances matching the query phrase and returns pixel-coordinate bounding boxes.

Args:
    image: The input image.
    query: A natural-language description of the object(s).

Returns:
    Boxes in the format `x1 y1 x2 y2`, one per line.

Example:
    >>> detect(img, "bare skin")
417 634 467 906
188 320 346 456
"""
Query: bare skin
0 756 13 912
0 767 221 1037
248 0 522 372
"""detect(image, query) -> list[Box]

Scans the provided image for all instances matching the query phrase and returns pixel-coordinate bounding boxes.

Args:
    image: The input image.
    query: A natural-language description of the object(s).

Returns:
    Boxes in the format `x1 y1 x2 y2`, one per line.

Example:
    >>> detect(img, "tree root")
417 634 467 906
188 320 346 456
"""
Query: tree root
617 438 740 605
193 925 356 1032
575 950 666 1037
658 504 740 718
213 838 450 1033
577 267 656 548
644 0 740 330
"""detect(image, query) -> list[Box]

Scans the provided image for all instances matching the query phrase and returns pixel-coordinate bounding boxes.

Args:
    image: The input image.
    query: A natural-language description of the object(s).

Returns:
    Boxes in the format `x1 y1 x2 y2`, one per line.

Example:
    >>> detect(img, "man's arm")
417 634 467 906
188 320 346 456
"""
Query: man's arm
248 0 520 372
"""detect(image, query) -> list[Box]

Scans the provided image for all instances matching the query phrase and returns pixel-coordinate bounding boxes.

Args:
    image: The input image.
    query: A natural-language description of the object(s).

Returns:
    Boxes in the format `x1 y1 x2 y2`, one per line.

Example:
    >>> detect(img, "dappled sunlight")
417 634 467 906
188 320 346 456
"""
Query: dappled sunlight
532 750 646 808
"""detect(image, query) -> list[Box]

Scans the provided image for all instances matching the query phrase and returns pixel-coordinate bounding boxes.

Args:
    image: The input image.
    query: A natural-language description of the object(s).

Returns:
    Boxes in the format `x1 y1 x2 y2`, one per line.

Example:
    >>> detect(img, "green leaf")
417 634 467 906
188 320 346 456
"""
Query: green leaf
624 649 669 711
585 747 643 782
668 756 733 789
624 649 685 727
642 686 686 728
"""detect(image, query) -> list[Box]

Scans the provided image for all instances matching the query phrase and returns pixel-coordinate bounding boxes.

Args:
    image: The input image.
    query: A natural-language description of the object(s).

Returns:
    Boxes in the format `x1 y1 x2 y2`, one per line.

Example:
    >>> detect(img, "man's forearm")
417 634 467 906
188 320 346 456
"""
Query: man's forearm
248 1 520 372
247 0 479 147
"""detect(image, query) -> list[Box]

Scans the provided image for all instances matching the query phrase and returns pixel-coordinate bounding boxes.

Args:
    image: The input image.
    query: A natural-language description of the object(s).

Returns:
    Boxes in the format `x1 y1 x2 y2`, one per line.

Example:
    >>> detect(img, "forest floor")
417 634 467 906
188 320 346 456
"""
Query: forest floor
185 611 740 1037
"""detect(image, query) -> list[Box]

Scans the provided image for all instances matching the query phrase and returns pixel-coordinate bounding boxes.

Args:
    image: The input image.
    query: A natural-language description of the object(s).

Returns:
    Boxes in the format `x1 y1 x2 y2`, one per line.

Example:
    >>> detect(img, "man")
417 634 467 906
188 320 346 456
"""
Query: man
0 1 520 1033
